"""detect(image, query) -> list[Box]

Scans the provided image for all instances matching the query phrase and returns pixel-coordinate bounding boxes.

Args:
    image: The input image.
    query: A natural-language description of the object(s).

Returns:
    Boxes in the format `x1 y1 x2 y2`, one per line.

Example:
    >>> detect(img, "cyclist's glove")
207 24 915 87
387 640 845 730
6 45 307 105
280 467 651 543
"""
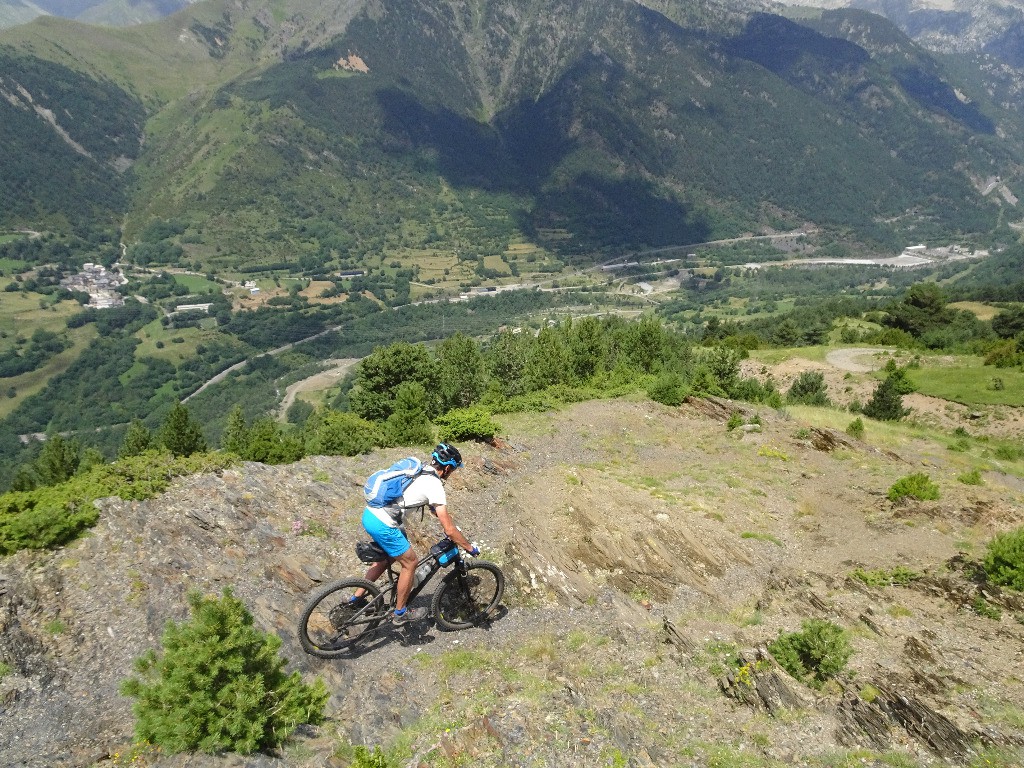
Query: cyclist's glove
467 545 480 557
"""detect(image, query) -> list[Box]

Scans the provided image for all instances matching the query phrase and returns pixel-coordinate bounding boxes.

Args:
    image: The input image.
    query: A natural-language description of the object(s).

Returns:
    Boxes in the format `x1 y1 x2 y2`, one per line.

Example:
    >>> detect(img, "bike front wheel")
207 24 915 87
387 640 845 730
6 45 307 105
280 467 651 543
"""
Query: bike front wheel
298 578 385 658
431 561 505 631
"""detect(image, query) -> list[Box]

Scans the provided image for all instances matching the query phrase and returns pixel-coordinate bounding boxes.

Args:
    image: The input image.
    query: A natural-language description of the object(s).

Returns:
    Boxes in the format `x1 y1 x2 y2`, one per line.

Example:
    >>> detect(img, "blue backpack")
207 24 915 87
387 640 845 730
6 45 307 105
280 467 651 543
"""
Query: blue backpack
364 457 423 508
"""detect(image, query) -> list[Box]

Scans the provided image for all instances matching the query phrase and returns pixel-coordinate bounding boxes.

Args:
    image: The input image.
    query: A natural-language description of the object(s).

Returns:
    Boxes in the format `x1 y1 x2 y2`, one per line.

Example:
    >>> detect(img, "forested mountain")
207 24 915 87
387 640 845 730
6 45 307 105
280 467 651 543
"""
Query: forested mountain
778 1 1024 63
0 0 1020 265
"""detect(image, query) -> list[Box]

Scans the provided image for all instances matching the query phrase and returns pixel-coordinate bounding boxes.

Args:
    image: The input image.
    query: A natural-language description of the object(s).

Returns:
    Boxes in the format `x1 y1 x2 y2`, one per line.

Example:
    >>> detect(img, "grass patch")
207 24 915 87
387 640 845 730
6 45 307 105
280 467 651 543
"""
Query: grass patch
757 444 790 461
966 748 1024 768
134 320 235 364
167 273 221 295
975 695 1024 731
850 566 921 587
907 357 1024 407
949 301 1000 321
45 619 66 635
748 345 835 366
972 596 1003 621
316 69 360 80
740 531 783 547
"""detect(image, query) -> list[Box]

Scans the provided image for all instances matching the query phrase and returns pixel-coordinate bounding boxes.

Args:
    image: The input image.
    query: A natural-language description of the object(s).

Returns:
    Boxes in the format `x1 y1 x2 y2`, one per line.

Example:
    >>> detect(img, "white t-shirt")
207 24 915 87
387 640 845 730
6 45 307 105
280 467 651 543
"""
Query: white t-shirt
400 469 447 509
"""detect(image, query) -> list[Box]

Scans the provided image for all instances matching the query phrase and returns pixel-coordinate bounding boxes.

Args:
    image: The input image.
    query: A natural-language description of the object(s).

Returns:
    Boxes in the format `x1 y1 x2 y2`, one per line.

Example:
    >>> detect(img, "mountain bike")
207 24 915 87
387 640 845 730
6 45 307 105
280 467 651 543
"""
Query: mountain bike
298 535 505 658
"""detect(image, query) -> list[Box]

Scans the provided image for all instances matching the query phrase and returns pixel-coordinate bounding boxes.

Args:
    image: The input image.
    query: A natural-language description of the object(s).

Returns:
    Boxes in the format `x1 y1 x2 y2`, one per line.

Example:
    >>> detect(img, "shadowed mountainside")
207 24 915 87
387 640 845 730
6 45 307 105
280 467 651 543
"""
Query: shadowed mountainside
0 0 1020 262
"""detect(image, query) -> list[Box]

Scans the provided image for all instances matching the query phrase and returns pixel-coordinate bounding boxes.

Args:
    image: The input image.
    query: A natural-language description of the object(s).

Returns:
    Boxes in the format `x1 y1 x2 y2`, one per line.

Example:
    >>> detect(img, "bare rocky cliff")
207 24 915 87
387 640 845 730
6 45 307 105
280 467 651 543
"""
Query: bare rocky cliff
2 397 1023 766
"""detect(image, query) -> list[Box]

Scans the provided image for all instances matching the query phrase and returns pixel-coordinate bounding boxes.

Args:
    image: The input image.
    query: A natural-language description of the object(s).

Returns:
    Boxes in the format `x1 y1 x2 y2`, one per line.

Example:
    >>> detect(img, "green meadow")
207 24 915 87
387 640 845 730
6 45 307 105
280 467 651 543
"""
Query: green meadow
908 357 1024 408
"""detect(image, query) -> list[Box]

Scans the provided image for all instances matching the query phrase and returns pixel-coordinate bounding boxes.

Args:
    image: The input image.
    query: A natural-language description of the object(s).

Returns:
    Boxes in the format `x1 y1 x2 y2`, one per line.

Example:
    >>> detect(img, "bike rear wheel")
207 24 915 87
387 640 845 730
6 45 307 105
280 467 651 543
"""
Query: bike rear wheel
298 578 385 658
431 561 505 631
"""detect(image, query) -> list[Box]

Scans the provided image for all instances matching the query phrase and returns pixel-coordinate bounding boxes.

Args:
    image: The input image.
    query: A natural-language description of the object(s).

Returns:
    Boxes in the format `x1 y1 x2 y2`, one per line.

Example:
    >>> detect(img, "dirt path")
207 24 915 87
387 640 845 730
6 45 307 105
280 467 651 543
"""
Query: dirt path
824 347 893 373
277 358 358 420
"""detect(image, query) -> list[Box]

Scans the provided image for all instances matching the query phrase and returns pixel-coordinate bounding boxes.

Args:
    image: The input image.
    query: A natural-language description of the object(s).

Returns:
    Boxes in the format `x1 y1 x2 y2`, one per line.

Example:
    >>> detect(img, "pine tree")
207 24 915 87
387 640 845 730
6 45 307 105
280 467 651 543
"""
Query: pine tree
121 589 328 754
525 327 570 390
436 332 485 412
244 418 304 464
384 381 435 446
786 371 830 406
35 434 81 486
159 402 207 457
119 419 153 458
485 330 530 399
350 342 440 422
304 409 381 456
862 367 913 421
220 405 250 456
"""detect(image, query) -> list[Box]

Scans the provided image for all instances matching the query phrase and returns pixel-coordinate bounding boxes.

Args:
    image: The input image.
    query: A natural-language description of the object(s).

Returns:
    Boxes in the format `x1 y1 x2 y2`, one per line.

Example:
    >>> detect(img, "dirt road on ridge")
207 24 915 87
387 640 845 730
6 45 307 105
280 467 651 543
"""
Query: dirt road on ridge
824 347 892 373
277 358 358 420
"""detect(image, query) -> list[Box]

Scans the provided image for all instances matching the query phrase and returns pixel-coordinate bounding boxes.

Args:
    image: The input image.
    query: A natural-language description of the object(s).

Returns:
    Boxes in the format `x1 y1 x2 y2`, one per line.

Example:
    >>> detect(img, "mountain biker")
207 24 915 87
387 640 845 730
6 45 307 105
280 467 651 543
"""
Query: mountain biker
358 442 478 625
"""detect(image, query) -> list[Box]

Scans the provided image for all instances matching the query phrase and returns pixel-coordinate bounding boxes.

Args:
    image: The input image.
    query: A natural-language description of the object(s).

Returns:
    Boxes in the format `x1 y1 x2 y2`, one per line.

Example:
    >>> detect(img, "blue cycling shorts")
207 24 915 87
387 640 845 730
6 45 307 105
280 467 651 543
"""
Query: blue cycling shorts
361 508 410 558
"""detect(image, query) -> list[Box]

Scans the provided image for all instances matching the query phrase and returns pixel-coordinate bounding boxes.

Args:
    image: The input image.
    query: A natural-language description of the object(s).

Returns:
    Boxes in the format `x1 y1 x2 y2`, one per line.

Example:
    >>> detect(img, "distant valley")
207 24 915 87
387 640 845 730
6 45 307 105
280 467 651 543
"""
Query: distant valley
2 0 1024 486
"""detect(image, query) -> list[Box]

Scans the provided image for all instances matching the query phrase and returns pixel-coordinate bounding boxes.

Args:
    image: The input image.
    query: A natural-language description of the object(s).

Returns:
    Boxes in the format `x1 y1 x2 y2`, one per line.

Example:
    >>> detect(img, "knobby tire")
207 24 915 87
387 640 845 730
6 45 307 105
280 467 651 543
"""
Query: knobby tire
431 560 505 631
298 577 384 658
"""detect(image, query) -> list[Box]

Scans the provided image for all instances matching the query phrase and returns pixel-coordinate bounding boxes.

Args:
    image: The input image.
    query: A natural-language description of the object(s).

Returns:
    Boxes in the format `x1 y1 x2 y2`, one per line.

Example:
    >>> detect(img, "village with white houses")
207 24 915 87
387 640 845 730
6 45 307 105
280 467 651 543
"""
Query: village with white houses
58 263 127 308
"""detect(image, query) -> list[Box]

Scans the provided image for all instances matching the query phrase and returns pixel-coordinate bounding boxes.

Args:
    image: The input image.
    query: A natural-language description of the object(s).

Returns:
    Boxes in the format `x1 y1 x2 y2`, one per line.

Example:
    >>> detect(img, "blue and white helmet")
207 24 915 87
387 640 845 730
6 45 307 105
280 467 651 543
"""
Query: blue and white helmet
431 442 463 468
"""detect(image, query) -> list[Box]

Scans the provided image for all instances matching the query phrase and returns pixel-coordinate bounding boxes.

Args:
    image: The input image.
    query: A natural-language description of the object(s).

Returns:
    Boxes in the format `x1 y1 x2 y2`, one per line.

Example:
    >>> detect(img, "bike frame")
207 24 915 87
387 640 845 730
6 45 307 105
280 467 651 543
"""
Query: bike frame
378 549 450 609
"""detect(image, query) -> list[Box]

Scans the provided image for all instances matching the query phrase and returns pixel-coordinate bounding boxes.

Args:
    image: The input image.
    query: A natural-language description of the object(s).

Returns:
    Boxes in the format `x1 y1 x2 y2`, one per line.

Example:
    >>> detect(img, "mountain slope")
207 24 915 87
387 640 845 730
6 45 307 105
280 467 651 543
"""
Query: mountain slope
0 0 45 29
778 0 1024 64
1 397 1022 765
125 0 1012 263
0 0 1019 261
0 46 145 229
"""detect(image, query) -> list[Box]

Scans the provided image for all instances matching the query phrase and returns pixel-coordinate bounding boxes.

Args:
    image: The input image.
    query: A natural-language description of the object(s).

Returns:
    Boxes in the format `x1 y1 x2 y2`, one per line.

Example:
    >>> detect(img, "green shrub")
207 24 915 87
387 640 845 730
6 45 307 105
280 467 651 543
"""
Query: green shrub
0 451 234 554
887 472 940 503
983 527 1024 591
435 405 501 442
121 589 328 754
304 410 382 456
993 444 1023 461
726 411 744 431
348 745 399 768
786 371 830 407
972 596 1003 621
845 417 865 440
957 469 983 486
489 384 608 414
242 418 305 465
850 566 921 587
647 372 688 406
767 619 853 689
